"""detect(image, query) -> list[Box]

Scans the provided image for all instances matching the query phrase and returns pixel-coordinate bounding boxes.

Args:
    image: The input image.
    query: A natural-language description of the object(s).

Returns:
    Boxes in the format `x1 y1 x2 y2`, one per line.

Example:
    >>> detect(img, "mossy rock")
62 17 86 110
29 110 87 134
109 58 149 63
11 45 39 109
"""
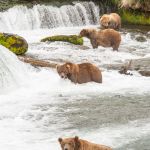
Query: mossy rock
0 33 28 55
41 35 83 45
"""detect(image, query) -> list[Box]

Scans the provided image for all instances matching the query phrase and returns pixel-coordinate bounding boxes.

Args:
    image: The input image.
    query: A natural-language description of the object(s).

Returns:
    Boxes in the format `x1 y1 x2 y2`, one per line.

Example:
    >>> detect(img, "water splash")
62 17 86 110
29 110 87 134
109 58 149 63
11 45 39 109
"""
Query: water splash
0 45 28 93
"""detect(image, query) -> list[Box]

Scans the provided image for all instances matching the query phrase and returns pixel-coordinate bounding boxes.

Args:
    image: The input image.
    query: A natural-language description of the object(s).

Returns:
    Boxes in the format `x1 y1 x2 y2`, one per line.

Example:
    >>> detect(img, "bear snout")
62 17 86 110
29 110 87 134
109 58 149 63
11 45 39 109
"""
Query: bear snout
64 144 70 150
60 72 67 79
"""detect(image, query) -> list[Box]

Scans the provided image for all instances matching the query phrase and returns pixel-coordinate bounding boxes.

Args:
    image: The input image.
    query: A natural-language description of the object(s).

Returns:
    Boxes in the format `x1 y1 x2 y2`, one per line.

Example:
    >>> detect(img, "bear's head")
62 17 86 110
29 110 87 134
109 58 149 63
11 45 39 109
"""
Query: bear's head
100 15 110 28
58 136 81 150
56 62 78 79
79 29 96 38
56 63 72 79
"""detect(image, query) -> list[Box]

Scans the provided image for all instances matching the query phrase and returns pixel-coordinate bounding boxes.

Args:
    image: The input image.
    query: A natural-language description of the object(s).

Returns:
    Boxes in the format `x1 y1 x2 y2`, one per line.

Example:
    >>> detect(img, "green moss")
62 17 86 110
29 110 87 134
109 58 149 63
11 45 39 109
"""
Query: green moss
0 33 28 55
41 35 83 45
120 10 150 25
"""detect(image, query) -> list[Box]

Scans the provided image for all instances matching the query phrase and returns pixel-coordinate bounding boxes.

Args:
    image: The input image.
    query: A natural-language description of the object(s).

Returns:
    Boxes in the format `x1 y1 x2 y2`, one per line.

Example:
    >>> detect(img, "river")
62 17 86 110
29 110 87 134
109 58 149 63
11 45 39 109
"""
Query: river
0 1 150 150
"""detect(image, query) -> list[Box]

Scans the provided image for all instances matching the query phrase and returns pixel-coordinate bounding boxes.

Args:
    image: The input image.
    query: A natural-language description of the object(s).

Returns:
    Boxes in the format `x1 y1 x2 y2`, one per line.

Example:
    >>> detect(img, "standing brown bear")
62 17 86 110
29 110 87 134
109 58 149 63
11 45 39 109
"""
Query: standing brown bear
100 13 121 30
58 136 112 150
56 62 102 84
80 28 121 51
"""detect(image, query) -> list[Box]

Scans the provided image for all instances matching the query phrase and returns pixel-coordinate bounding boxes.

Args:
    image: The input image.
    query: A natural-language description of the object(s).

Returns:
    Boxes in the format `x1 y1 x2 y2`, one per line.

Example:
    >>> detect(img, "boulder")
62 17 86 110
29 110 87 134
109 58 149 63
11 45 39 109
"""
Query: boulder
0 33 28 55
41 35 83 45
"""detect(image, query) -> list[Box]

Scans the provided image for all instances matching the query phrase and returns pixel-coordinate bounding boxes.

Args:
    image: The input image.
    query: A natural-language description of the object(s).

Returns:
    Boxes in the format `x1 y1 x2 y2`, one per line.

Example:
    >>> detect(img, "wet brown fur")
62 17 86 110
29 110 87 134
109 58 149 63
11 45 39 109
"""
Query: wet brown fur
57 62 102 84
58 136 112 150
100 13 121 30
80 28 121 51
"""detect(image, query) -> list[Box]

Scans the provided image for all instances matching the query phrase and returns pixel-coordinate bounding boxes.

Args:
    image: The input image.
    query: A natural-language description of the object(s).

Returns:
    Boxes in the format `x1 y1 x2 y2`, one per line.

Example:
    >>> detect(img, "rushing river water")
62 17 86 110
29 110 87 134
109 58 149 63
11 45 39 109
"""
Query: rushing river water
0 1 150 150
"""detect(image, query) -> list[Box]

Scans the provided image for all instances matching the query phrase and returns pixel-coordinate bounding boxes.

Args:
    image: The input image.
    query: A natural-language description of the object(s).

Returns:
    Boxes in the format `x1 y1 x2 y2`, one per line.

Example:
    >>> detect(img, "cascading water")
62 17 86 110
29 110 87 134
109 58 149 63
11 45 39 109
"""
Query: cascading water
0 45 28 93
0 2 99 31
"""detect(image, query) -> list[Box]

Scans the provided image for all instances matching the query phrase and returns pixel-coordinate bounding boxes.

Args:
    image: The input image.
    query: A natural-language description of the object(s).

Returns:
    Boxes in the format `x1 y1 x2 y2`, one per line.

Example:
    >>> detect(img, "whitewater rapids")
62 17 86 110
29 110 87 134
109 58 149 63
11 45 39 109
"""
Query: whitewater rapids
0 1 150 150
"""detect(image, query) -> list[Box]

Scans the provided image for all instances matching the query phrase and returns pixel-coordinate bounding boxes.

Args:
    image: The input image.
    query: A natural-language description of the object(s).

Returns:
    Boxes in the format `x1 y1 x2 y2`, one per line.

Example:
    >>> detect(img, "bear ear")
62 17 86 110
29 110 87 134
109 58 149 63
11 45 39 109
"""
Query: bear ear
74 136 79 141
80 29 86 34
79 29 87 37
56 64 60 70
58 138 63 143
99 16 102 20
66 64 70 69
74 136 80 149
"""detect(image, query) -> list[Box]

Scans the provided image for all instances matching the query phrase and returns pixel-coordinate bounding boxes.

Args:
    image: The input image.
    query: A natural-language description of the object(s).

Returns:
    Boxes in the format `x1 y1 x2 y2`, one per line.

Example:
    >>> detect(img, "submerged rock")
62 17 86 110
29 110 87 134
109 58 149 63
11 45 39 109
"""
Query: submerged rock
0 33 28 55
41 35 83 45
135 36 147 42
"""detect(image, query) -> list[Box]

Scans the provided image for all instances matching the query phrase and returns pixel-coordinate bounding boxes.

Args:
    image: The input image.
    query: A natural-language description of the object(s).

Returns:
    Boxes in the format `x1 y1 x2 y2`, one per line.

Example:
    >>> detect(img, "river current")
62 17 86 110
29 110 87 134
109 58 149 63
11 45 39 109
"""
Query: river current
0 2 150 150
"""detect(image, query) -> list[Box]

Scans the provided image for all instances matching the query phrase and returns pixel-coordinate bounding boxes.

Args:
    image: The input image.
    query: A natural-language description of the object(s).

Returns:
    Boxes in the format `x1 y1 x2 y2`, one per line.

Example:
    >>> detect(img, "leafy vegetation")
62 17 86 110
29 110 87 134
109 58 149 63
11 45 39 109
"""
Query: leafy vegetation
120 10 150 25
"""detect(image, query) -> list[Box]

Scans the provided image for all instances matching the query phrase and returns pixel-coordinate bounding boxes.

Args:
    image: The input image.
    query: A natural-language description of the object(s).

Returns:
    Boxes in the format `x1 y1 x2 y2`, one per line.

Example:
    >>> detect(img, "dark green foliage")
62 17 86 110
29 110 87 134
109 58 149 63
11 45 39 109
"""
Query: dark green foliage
120 9 150 25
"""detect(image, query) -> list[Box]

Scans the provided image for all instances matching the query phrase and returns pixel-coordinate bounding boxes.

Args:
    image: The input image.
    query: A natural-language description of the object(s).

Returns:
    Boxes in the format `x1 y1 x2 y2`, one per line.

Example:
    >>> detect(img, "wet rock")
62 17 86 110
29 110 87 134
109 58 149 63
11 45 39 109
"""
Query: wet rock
131 57 150 71
41 35 83 45
0 33 28 55
135 36 147 42
102 57 150 77
139 70 150 77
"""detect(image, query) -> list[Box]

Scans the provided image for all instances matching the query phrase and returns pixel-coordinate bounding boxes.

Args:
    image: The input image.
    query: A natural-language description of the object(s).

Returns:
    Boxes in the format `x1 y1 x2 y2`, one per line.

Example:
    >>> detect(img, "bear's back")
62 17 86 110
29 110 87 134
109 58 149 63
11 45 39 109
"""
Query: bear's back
79 139 112 150
77 63 102 83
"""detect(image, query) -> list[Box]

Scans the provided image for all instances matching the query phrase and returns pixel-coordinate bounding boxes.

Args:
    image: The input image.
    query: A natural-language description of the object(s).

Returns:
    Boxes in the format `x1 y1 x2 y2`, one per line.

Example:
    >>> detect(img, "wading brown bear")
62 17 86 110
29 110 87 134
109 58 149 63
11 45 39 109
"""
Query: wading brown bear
100 13 121 30
79 28 121 51
56 62 102 84
58 136 112 150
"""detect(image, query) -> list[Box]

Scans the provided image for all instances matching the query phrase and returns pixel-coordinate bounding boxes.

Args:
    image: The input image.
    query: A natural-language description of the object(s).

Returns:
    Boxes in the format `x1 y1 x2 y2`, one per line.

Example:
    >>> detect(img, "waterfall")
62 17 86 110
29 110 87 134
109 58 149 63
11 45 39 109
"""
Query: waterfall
0 2 99 31
0 45 28 93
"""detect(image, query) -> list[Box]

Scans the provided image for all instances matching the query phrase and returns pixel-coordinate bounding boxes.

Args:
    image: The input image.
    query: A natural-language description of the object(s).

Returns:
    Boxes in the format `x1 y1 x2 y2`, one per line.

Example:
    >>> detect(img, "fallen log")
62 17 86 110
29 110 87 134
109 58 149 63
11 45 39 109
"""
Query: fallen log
119 60 133 75
18 55 57 68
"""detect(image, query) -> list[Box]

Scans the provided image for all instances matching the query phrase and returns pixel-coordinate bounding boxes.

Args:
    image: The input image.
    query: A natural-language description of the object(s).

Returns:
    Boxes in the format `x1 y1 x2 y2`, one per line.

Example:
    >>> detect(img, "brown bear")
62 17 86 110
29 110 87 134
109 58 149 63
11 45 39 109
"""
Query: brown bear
79 28 121 51
58 136 112 150
56 62 102 84
100 13 121 30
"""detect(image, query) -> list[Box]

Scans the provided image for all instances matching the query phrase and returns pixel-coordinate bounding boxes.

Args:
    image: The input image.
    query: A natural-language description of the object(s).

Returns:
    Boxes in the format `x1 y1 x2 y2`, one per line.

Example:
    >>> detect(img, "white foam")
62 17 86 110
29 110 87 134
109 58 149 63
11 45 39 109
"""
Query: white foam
0 45 30 93
0 3 150 150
